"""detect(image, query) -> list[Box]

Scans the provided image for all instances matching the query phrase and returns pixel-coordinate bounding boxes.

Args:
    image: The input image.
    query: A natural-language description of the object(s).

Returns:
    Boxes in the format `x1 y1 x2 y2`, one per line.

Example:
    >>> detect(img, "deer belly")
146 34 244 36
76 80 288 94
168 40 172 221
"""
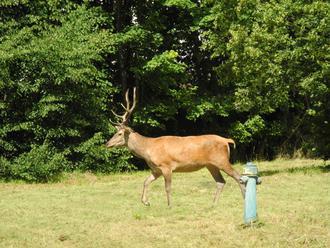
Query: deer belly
172 163 205 172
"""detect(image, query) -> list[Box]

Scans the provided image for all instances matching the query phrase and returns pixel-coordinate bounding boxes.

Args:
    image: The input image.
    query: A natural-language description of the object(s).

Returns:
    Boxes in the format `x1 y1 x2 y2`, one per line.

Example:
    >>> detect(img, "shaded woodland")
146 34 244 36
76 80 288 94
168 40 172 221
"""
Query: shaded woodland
0 0 329 181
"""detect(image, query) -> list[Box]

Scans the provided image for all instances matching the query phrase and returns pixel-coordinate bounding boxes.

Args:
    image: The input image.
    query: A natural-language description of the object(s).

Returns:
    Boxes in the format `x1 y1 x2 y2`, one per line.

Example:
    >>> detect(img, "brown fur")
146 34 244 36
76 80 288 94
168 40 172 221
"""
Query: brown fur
106 126 245 206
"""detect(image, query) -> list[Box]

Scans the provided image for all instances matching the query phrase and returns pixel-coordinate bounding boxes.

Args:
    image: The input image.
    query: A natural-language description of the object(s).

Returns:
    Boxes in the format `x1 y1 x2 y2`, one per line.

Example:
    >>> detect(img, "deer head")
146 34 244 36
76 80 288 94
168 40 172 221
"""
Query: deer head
106 87 137 148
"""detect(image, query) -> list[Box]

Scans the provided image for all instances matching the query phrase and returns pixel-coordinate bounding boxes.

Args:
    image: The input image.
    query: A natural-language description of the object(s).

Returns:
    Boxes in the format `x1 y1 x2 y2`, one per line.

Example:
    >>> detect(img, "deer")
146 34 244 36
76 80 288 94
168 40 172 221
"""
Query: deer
106 87 246 207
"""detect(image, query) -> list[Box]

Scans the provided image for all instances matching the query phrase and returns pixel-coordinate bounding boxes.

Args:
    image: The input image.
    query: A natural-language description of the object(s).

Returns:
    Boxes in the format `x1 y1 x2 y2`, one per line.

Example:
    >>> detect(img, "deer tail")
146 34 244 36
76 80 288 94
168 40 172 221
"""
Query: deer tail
227 138 236 149
226 138 236 157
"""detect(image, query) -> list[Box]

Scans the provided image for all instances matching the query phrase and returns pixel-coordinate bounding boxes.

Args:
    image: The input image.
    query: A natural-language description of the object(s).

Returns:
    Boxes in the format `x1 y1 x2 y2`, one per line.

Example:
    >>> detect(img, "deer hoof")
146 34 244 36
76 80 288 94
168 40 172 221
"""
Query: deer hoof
142 200 150 206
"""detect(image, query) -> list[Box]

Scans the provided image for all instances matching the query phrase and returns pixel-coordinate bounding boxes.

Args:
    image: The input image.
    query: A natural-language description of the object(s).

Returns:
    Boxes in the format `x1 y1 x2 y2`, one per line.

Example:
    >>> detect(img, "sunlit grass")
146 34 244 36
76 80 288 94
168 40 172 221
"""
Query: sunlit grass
0 159 329 247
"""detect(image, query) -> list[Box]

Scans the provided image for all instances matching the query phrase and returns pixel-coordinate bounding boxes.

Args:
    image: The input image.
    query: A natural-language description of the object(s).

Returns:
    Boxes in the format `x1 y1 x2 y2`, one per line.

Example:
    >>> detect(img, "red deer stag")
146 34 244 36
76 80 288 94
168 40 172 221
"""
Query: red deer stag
106 87 246 206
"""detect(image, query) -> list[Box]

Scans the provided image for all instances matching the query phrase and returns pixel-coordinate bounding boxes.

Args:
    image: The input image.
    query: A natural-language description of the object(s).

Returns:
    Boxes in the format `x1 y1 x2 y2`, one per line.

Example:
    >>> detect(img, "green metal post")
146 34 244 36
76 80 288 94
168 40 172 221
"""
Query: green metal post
240 162 261 225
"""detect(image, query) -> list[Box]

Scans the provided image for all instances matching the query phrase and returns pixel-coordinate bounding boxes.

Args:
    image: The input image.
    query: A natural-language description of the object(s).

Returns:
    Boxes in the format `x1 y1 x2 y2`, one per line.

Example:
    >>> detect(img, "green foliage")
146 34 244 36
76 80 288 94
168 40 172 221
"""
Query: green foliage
10 144 68 182
163 0 197 10
231 115 266 144
0 0 329 182
200 0 329 157
143 50 186 74
0 157 12 179
74 132 134 173
0 2 129 181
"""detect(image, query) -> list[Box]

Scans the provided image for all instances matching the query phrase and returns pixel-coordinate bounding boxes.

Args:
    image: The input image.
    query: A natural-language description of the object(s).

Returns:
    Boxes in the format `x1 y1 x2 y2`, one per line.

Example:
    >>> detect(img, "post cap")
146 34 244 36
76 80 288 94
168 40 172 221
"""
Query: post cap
243 161 258 176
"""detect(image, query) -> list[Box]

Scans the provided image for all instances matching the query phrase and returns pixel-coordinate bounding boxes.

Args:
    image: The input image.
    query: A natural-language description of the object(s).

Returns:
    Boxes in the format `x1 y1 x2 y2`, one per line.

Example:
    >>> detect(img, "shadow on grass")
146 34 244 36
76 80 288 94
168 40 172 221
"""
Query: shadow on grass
259 163 330 177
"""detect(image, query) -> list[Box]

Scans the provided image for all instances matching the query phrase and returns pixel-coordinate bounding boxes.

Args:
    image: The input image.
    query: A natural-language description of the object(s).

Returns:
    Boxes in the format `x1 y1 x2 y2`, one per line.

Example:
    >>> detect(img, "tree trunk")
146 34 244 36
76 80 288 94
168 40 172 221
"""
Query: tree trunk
113 0 132 92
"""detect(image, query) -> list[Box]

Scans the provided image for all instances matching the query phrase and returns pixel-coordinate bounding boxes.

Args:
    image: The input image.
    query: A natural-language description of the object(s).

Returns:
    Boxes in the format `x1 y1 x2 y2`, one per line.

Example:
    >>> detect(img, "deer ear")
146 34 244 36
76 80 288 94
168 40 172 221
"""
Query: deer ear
123 126 132 134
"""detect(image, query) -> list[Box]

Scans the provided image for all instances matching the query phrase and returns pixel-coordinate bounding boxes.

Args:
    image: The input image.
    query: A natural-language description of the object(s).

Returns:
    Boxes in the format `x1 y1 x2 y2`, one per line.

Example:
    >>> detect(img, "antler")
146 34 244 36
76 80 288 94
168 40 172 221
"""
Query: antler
111 87 137 126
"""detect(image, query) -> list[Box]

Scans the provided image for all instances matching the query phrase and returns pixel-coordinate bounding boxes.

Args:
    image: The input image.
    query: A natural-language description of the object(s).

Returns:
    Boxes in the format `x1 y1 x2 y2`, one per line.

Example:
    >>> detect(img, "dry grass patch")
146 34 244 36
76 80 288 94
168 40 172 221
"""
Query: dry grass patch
0 159 329 247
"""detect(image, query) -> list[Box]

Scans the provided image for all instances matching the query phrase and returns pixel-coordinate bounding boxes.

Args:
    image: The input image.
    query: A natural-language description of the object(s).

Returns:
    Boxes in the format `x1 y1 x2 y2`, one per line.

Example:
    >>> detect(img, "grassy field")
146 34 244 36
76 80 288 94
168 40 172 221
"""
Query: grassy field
0 159 329 248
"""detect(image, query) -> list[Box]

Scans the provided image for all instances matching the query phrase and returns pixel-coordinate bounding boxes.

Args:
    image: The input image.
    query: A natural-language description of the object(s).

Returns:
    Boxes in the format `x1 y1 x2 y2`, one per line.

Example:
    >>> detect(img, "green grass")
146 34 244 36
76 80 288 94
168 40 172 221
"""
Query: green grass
0 159 329 248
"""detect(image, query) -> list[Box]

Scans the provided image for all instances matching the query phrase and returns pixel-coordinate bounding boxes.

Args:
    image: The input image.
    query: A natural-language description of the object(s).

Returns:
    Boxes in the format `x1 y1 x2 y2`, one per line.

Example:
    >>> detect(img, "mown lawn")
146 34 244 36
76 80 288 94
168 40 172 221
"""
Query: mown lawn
0 159 329 248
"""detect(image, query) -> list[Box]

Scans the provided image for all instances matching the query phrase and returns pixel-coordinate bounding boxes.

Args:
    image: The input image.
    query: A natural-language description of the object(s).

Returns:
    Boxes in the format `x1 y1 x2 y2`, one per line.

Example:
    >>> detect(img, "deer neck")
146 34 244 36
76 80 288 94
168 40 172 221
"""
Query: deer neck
127 131 150 159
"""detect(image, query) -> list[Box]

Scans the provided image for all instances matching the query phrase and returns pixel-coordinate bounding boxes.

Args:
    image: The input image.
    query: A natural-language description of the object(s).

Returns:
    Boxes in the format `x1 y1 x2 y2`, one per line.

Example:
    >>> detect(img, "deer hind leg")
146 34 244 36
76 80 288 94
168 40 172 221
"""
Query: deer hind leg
221 162 246 199
141 171 161 206
207 165 226 204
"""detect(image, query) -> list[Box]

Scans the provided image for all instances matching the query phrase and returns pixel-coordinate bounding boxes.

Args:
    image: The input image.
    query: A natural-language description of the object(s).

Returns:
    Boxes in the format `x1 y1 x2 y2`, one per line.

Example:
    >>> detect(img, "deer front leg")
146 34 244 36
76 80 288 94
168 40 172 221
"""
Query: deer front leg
162 168 172 207
141 172 160 206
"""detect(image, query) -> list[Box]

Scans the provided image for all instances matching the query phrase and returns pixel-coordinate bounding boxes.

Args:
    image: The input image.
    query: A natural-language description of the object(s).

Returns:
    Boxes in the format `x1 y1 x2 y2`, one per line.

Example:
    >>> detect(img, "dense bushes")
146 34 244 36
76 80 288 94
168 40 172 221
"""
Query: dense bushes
8 145 68 182
0 3 132 181
0 0 328 182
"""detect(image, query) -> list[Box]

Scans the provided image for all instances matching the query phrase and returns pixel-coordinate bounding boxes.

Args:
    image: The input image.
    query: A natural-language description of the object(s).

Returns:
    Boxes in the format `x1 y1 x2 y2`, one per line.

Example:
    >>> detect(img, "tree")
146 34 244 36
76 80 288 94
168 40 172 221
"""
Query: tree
0 1 132 181
200 0 329 158
0 0 328 181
